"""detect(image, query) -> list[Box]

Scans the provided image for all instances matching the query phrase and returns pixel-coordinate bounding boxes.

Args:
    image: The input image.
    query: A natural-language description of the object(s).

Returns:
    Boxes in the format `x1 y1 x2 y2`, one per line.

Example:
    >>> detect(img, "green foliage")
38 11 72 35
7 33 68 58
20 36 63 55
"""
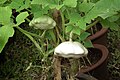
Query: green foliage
78 1 95 14
0 25 14 53
0 0 7 4
63 0 77 7
0 0 120 53
0 6 12 25
16 12 29 26
79 32 90 41
9 0 31 11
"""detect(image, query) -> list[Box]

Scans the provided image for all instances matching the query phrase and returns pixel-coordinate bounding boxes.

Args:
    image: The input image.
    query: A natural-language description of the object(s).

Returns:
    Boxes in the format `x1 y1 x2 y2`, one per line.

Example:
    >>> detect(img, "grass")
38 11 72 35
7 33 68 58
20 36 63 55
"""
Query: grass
0 25 53 80
107 29 120 80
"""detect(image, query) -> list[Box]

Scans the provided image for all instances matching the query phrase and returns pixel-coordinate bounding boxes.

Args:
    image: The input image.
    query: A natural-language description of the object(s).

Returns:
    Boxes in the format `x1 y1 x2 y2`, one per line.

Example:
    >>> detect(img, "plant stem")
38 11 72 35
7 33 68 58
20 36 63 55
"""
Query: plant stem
60 11 65 38
86 20 99 30
55 27 65 42
41 30 47 38
15 26 43 54
69 31 73 42
14 26 41 38
54 57 61 80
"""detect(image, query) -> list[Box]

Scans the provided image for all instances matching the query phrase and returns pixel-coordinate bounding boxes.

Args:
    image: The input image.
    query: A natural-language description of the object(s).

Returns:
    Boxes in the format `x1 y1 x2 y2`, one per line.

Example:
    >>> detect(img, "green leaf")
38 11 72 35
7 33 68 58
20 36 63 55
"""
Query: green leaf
63 0 77 7
17 0 31 11
0 6 12 25
101 19 119 31
0 25 14 53
76 18 86 30
100 19 110 28
73 27 81 35
49 4 64 10
78 1 95 14
69 12 81 23
107 15 120 22
48 30 56 43
98 10 117 19
112 0 120 11
79 32 90 41
9 0 30 11
84 39 93 48
31 5 49 18
9 0 24 10
31 0 63 10
16 12 29 25
31 0 54 8
84 0 117 23
31 0 48 5
109 22 119 31
0 0 7 4
65 25 73 33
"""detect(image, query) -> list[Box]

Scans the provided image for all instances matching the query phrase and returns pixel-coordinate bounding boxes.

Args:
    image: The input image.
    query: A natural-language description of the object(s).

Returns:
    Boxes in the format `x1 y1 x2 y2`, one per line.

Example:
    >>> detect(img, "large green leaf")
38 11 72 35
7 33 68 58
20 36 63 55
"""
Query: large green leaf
31 0 63 10
9 0 24 10
78 1 95 14
98 10 117 19
0 25 14 53
31 5 49 18
63 0 77 7
107 15 120 22
16 12 29 25
84 0 117 23
111 0 120 11
9 0 30 11
0 6 12 25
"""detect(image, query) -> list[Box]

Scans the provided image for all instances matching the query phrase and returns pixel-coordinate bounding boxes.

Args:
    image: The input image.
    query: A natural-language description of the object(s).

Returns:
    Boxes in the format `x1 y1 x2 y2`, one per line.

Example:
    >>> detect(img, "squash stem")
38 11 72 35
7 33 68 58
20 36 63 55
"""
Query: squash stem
15 26 43 54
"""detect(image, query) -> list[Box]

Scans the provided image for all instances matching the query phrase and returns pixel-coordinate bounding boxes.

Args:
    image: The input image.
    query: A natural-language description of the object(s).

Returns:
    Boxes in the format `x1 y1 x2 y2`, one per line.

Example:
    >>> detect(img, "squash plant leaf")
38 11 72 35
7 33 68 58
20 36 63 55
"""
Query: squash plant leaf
109 22 119 31
0 25 14 53
84 39 93 48
101 19 119 31
9 0 24 11
73 27 81 35
16 12 29 26
9 0 31 11
107 15 120 22
31 5 49 18
65 25 73 33
48 30 56 43
78 1 95 14
79 32 90 41
112 0 120 11
0 6 12 25
63 0 77 7
76 18 86 30
69 12 81 23
31 0 48 5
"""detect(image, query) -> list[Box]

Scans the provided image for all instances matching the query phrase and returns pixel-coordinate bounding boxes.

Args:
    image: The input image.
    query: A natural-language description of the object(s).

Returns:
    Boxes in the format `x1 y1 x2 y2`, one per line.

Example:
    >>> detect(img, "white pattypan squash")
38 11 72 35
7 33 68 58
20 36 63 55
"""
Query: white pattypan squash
54 41 88 58
29 16 56 30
